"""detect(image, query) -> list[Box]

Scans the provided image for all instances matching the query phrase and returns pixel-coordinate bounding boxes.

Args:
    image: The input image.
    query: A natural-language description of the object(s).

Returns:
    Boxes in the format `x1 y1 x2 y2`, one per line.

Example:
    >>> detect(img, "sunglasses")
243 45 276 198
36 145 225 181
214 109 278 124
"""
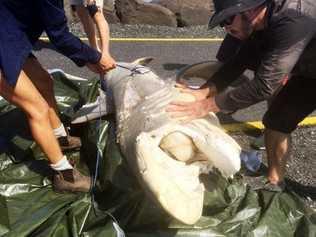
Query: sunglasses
220 15 236 27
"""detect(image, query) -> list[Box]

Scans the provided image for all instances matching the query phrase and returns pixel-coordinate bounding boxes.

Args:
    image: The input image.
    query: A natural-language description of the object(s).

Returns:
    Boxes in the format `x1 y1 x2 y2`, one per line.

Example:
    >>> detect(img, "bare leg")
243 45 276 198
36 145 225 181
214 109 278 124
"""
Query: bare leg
0 61 63 164
76 5 100 51
264 128 291 184
23 57 61 129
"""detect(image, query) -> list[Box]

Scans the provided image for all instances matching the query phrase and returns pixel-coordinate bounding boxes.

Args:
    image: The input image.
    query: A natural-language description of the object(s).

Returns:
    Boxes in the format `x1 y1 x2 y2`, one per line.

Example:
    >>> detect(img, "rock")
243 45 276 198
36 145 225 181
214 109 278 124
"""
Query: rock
63 0 215 27
115 0 177 27
103 0 121 23
103 8 121 23
158 0 214 26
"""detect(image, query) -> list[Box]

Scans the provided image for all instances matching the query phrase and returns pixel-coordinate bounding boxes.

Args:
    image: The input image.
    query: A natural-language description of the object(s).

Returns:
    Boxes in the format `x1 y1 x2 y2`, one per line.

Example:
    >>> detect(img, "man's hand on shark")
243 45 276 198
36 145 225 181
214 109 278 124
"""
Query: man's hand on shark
167 95 220 123
86 55 116 74
100 53 116 72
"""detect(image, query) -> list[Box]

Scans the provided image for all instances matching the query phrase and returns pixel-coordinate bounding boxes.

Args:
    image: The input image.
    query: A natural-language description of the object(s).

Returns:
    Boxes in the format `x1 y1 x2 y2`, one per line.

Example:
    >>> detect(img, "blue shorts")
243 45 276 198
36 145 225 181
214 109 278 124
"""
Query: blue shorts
0 4 34 86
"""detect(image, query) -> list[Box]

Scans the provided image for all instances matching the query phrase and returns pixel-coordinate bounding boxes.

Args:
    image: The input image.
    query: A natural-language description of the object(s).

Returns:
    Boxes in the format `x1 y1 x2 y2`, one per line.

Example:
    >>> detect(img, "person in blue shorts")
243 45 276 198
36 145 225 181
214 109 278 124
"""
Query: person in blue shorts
0 0 115 193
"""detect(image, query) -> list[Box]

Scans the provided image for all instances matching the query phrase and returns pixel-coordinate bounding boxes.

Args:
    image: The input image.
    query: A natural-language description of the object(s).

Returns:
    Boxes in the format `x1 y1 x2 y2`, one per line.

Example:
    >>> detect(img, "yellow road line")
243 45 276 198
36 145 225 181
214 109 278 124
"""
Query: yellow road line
39 37 224 42
223 116 316 133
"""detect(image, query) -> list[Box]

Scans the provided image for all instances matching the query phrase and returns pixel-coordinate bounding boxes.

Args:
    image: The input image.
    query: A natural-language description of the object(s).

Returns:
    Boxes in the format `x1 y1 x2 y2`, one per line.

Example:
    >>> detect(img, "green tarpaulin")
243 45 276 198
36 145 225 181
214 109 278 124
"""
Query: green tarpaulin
0 71 315 237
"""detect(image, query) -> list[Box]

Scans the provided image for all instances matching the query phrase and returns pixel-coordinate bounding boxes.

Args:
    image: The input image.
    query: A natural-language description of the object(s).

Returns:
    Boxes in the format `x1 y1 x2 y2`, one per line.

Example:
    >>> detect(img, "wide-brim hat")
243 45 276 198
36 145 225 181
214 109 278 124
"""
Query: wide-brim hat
208 0 267 29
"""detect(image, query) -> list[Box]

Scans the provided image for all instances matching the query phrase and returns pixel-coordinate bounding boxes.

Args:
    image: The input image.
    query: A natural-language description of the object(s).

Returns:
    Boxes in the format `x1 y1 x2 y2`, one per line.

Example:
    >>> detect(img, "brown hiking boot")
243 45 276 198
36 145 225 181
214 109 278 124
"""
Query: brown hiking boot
53 168 92 193
58 135 82 151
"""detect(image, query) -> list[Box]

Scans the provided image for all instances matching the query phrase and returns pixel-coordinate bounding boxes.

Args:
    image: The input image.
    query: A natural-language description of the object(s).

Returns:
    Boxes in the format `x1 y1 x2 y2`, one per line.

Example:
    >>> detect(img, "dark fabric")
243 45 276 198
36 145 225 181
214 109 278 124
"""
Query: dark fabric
216 34 242 63
209 0 267 29
72 3 99 17
210 32 265 93
0 0 101 86
213 0 316 114
0 71 315 236
87 4 99 17
263 76 316 133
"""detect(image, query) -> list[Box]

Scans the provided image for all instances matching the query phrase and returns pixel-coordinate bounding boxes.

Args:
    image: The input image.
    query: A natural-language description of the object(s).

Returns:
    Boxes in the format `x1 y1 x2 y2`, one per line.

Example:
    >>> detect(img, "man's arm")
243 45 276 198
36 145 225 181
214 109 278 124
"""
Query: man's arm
201 34 245 92
215 16 316 113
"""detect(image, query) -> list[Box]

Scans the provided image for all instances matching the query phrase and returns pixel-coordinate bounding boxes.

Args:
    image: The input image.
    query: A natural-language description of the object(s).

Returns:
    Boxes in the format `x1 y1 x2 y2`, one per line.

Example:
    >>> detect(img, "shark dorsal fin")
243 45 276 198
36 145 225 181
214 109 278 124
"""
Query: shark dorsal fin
131 57 154 66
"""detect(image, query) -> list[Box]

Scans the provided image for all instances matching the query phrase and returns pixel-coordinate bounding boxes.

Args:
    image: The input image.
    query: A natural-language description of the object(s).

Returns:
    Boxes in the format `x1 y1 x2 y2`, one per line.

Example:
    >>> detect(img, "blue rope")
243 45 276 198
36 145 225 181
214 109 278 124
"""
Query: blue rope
90 74 125 236
92 74 105 191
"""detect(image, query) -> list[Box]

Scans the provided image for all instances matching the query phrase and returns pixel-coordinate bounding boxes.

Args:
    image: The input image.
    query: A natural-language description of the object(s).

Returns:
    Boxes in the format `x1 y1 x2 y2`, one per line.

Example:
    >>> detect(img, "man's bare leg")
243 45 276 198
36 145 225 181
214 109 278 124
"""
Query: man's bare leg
0 62 90 192
23 57 61 129
76 5 100 50
23 57 81 151
0 66 63 164
264 128 291 184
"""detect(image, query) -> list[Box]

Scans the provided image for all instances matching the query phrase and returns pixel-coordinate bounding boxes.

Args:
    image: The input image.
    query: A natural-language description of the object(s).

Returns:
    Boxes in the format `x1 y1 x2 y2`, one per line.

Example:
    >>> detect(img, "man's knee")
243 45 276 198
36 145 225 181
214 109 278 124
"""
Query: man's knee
27 99 50 122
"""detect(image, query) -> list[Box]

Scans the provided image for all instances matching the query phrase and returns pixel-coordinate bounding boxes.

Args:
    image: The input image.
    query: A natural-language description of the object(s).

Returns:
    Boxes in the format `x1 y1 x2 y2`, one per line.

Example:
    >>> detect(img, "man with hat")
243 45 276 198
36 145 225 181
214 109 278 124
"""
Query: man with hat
167 0 316 191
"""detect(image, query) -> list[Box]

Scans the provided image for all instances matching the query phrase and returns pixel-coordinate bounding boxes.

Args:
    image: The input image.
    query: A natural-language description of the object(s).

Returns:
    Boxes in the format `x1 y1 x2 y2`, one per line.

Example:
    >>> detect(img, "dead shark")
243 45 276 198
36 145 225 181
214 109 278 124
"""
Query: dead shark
71 58 241 225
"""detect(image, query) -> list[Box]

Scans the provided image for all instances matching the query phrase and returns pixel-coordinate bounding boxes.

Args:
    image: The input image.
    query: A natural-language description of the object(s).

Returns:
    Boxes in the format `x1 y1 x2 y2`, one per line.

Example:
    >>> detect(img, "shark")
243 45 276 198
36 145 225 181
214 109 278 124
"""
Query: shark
71 58 241 225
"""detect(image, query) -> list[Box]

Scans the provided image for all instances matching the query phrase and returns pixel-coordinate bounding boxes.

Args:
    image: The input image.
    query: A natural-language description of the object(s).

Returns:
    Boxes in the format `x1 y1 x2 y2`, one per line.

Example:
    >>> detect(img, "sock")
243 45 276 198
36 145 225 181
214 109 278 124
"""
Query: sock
50 156 73 171
53 124 67 138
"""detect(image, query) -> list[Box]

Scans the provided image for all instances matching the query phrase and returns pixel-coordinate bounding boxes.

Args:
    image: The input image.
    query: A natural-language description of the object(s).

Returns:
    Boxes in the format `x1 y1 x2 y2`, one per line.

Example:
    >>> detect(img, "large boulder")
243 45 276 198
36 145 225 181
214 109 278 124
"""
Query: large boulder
158 0 214 26
115 0 177 27
103 0 121 23
64 0 215 27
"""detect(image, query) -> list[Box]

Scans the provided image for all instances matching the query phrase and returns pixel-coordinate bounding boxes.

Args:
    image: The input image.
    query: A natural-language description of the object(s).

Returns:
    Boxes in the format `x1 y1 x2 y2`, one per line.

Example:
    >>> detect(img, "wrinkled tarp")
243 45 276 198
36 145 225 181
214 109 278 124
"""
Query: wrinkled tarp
0 71 315 237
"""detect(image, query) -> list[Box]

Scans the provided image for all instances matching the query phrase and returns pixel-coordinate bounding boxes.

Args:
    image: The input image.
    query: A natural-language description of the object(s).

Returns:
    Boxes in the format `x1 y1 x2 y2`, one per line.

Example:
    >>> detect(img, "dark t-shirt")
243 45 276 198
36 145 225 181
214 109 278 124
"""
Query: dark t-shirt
211 0 316 113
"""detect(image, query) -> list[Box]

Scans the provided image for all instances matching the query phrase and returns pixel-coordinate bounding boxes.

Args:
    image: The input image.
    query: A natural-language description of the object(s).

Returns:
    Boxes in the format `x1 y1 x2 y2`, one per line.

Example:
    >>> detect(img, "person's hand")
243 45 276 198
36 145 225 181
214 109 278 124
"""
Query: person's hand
99 53 116 72
166 97 220 123
86 54 116 74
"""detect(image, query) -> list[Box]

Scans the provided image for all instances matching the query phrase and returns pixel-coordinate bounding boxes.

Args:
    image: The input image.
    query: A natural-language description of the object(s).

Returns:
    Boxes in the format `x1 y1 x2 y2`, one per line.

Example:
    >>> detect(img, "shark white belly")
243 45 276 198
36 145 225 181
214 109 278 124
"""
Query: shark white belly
72 59 241 224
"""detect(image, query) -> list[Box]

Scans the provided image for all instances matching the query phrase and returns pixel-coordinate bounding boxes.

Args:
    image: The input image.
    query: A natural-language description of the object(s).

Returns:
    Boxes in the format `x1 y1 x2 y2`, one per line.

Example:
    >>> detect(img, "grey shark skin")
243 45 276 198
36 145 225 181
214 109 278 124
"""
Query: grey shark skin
72 59 241 225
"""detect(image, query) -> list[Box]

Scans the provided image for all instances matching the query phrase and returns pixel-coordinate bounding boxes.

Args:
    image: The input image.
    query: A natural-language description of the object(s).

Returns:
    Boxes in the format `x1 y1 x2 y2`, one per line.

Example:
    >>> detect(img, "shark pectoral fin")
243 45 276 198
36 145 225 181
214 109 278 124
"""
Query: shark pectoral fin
71 90 112 124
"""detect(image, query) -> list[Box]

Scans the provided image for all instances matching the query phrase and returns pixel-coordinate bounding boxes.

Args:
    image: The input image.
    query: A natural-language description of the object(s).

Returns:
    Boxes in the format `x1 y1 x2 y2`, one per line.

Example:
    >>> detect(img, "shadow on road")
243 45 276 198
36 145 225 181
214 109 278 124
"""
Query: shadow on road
163 63 188 71
34 40 57 51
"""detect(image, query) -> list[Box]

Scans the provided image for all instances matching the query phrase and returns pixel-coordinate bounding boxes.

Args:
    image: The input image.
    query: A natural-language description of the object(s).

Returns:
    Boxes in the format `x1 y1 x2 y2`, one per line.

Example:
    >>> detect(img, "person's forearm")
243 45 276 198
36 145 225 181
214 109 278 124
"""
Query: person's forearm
214 73 284 113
